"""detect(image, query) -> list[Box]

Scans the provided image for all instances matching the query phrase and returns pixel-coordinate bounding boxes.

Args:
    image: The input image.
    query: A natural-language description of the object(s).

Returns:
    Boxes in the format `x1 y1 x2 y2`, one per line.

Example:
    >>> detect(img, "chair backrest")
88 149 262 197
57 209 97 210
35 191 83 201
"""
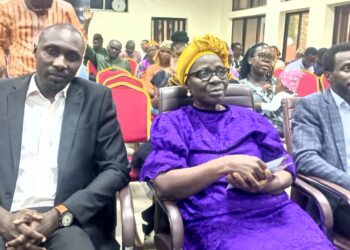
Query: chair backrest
126 58 139 76
96 66 130 84
86 60 97 76
104 74 145 89
273 67 285 78
281 97 300 154
159 84 255 113
319 74 330 91
296 70 320 97
108 82 151 142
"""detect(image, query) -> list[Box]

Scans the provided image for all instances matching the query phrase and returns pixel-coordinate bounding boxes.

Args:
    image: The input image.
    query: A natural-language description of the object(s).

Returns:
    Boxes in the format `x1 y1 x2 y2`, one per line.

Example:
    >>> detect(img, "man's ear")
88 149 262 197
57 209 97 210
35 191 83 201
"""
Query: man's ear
324 71 332 83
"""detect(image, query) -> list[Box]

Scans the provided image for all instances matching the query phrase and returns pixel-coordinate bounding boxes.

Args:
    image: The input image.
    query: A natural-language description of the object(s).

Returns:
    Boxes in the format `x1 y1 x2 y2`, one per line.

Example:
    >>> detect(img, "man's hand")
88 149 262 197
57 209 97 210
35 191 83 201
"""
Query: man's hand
0 209 45 249
7 209 60 249
82 6 93 22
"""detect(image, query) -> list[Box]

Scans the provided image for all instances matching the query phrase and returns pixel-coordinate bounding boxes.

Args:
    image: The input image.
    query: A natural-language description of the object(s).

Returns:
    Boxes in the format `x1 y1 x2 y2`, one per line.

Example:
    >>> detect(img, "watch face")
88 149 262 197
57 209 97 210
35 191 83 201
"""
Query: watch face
61 212 73 227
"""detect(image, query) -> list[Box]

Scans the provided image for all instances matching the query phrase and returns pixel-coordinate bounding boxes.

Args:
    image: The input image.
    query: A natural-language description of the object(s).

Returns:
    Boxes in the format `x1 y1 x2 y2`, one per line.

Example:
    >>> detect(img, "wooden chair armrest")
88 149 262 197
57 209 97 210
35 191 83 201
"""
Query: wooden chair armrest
293 177 334 229
298 174 350 206
148 182 184 250
118 185 135 249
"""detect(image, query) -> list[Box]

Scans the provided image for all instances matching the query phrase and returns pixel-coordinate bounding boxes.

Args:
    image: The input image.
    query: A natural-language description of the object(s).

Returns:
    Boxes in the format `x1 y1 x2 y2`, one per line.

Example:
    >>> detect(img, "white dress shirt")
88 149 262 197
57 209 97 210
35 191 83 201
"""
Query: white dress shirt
331 88 350 172
11 75 69 212
285 58 314 73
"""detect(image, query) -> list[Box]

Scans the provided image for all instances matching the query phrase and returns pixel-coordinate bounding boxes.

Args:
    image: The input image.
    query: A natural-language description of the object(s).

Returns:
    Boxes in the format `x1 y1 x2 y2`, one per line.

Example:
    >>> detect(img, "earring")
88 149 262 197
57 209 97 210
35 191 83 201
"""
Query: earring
187 90 192 97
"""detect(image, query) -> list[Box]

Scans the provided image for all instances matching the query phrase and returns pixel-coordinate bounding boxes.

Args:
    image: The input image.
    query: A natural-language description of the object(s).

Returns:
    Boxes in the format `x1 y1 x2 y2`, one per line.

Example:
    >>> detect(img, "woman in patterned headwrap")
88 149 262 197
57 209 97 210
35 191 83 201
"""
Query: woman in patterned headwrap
140 34 334 250
137 40 159 78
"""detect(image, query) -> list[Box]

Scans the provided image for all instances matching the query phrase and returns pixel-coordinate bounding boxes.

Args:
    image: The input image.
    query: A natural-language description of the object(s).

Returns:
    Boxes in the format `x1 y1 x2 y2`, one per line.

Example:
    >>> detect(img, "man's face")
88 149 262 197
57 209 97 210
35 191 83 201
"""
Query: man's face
93 39 103 51
35 27 84 97
126 43 135 56
303 54 317 68
233 45 243 58
107 41 122 59
141 41 147 52
328 51 350 105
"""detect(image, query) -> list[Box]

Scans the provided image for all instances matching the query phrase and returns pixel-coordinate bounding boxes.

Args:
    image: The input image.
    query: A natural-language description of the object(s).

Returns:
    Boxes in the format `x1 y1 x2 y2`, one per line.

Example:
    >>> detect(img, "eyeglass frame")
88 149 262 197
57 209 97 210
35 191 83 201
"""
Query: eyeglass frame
252 52 275 61
186 67 230 82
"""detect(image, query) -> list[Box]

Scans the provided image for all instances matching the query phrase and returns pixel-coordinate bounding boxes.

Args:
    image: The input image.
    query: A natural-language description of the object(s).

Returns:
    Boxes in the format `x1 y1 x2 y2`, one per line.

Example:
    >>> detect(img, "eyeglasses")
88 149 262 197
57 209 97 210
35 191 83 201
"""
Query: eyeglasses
187 67 229 81
254 53 275 61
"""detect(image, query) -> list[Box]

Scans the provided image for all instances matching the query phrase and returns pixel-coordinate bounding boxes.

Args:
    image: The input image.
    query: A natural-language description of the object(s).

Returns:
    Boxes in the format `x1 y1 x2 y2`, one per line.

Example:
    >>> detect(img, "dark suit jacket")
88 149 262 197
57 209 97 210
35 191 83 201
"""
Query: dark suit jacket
0 75 130 248
292 89 350 189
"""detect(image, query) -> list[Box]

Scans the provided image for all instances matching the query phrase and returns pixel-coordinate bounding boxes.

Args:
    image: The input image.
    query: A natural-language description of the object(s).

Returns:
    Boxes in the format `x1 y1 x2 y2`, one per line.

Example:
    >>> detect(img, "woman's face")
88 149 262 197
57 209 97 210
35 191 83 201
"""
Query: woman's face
159 47 171 65
248 45 274 76
186 54 229 110
147 46 158 60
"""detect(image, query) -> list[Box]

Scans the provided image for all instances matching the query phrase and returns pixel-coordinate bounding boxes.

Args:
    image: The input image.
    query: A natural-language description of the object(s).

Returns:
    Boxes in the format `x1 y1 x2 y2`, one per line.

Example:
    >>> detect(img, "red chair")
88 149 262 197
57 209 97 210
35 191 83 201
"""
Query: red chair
295 70 320 97
273 67 284 78
104 74 145 89
126 58 139 76
319 74 330 91
86 60 97 76
108 82 151 181
96 66 130 84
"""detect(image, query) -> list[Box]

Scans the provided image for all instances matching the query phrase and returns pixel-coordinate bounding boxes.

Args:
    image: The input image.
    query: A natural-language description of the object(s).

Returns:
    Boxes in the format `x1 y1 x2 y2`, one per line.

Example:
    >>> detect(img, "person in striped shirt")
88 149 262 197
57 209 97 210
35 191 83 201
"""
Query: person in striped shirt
0 0 90 78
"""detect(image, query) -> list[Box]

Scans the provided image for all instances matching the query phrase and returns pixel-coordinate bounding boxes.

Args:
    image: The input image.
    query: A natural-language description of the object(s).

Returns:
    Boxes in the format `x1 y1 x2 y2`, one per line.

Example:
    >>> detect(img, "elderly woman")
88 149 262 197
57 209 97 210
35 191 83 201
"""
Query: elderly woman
143 40 172 97
140 34 334 249
137 40 159 78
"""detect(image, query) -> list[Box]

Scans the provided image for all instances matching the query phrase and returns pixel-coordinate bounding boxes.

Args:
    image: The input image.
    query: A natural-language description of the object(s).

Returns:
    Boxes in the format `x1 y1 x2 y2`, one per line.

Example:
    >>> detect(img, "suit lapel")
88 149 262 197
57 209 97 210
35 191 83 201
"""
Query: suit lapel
57 79 84 178
7 77 31 176
325 89 347 170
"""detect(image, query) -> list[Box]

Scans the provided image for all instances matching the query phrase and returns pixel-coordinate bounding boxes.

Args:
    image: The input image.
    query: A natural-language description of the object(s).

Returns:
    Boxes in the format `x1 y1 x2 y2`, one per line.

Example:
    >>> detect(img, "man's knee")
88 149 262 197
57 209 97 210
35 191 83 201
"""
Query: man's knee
45 225 95 250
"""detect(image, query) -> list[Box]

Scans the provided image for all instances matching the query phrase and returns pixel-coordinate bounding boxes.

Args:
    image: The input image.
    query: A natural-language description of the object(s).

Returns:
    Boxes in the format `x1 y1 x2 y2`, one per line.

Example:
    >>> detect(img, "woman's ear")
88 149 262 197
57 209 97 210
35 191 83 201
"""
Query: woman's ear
248 57 253 65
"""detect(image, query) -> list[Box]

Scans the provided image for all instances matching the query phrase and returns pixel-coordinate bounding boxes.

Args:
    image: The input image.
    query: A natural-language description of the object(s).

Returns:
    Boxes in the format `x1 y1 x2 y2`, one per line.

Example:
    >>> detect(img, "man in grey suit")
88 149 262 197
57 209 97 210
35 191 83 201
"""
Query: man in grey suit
0 24 130 249
292 42 350 237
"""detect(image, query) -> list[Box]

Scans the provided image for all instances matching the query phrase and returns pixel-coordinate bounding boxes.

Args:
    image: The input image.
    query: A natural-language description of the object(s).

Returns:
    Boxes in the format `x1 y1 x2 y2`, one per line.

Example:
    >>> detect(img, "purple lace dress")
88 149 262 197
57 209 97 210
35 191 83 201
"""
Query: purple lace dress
141 105 335 250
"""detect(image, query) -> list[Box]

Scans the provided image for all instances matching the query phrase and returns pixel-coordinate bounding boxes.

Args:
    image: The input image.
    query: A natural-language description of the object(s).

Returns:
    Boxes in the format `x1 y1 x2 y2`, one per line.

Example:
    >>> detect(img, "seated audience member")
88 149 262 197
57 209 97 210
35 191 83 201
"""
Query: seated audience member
120 40 142 63
92 33 107 56
239 43 275 109
231 42 244 72
0 24 130 250
293 42 350 238
140 39 149 60
228 48 240 79
256 70 303 135
314 47 328 76
271 45 285 69
85 39 131 73
285 47 317 73
144 40 172 97
140 34 334 249
0 0 90 78
137 41 159 78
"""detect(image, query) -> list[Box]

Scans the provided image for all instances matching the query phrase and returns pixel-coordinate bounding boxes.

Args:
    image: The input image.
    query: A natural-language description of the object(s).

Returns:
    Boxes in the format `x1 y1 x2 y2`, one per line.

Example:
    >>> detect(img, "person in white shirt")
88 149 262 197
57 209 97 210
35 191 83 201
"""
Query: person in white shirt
292 42 350 238
285 47 318 73
0 24 129 250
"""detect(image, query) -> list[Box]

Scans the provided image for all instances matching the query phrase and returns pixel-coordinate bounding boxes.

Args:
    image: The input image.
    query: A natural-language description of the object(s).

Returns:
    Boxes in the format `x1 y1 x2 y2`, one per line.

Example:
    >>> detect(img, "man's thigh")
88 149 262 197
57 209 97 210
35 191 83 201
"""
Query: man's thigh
45 225 95 250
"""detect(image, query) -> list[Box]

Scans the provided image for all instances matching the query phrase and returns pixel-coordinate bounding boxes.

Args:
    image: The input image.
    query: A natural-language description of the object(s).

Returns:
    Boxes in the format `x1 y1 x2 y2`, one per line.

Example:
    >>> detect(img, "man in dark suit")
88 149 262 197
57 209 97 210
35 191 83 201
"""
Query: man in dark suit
0 24 130 249
292 42 350 237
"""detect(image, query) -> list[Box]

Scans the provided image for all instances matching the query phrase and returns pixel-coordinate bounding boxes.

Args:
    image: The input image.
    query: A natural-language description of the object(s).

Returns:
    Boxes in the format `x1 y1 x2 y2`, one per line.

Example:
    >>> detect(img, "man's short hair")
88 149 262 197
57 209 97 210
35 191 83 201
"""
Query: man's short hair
322 43 350 72
93 33 103 41
304 47 318 56
231 42 242 50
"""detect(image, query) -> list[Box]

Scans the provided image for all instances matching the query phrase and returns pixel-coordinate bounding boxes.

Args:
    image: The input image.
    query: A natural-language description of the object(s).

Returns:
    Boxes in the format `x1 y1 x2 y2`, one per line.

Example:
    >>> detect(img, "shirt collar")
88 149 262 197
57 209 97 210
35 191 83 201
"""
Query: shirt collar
27 74 70 100
330 87 348 109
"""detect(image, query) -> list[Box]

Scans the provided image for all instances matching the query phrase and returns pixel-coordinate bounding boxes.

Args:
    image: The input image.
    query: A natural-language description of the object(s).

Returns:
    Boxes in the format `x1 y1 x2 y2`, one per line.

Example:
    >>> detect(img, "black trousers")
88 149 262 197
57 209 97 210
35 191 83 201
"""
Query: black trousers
1 225 95 250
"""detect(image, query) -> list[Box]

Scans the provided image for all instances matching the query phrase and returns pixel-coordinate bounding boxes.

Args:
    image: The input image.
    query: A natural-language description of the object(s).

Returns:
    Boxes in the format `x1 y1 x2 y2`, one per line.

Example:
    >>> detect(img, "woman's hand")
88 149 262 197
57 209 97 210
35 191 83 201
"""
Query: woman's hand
227 170 273 193
222 155 269 181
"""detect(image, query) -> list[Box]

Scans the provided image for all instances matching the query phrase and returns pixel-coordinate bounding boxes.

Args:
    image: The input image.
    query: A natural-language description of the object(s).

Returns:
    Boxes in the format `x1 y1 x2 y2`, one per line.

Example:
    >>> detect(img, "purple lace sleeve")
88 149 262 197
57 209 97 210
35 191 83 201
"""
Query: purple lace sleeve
140 113 189 181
